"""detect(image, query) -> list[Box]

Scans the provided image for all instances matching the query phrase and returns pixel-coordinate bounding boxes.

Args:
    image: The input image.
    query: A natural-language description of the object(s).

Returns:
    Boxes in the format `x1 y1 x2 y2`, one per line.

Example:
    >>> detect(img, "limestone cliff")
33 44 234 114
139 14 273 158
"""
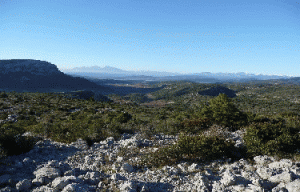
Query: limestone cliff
0 59 62 75
0 59 111 93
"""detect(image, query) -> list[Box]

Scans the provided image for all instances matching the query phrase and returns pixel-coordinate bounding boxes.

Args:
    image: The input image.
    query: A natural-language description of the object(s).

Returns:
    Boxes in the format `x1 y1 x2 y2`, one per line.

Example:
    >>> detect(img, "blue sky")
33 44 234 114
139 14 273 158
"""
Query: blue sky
1 0 300 76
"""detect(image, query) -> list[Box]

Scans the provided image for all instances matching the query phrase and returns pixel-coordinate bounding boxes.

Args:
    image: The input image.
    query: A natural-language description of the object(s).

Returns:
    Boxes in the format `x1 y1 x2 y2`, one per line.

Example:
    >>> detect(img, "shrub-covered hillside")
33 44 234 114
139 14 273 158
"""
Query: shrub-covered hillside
1 81 300 167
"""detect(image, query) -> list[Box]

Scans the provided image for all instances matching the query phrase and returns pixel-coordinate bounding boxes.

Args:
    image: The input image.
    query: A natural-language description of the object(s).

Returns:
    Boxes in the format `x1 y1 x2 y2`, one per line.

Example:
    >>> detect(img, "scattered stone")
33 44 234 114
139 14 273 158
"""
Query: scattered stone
51 176 77 190
188 163 200 172
15 179 31 191
2 133 300 192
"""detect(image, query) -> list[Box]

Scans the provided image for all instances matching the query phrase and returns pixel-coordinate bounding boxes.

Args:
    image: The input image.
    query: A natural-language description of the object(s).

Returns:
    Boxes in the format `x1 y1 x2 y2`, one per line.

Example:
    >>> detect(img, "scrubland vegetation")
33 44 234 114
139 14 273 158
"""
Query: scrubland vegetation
1 81 300 168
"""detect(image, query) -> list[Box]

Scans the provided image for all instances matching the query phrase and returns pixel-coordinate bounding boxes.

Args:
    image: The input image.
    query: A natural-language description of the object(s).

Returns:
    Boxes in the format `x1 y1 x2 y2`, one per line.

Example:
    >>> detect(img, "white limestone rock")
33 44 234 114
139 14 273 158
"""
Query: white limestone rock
269 159 293 170
220 170 237 186
254 155 275 166
46 160 60 168
15 179 31 191
162 166 179 175
271 182 288 192
34 167 61 180
111 173 125 181
119 136 140 148
119 181 137 192
244 184 264 192
97 181 105 189
32 177 46 186
51 176 77 190
285 179 300 192
116 156 124 162
188 163 200 172
256 167 274 180
269 171 293 184
22 157 32 165
84 171 101 185
31 185 58 192
0 186 16 192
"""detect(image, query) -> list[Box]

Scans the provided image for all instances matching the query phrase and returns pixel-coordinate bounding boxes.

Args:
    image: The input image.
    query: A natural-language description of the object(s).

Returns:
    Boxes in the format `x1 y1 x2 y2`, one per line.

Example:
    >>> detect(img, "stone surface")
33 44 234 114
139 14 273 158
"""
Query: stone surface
1 132 300 192
51 176 77 190
34 167 61 180
15 179 31 191
285 179 300 192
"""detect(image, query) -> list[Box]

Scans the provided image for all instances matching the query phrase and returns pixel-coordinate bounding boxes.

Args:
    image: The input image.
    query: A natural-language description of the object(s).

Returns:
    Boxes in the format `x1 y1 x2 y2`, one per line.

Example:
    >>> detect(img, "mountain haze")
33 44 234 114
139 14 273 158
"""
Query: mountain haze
63 66 291 83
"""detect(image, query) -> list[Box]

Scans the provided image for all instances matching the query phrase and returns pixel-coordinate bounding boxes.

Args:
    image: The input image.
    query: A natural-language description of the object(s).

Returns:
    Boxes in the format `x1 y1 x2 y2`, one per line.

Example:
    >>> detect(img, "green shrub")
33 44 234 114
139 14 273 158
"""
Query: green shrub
143 133 239 167
176 134 238 161
0 92 8 98
141 145 181 168
0 135 37 156
244 120 300 157
0 123 37 156
200 94 248 129
180 118 211 134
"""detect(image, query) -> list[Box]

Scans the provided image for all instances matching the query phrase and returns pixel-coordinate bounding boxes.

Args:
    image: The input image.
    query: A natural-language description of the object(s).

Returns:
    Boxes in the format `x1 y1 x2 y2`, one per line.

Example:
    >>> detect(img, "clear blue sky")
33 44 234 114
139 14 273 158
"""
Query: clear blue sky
1 0 300 76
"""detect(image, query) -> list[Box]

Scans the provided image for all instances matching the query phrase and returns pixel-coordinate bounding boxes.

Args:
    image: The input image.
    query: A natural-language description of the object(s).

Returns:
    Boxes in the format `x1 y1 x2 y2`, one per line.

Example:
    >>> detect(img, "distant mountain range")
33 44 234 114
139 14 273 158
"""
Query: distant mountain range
63 66 179 77
63 66 292 83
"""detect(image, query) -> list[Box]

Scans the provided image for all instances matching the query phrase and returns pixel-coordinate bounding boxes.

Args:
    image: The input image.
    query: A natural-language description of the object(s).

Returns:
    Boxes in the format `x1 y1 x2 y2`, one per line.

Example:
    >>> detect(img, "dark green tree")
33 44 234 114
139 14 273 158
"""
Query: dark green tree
200 93 247 128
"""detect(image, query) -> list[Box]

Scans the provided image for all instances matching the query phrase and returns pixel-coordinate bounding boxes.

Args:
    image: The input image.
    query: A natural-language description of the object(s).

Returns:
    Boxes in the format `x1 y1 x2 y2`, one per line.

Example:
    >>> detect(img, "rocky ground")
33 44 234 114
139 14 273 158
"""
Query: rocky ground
1 131 300 192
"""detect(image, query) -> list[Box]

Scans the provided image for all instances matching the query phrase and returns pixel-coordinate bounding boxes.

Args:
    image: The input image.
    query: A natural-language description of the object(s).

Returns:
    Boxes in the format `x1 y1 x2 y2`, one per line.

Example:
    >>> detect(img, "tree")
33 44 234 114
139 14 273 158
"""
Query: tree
200 93 247 128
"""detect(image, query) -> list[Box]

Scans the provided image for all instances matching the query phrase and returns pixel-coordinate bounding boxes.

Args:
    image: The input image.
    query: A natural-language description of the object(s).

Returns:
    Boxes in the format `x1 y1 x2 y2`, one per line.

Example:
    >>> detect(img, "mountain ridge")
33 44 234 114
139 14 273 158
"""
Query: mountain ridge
63 65 292 82
0 59 111 93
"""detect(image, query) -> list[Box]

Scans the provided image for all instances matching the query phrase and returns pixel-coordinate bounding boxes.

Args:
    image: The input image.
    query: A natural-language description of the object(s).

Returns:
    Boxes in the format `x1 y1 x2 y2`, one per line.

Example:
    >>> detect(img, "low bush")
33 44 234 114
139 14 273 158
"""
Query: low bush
180 118 211 134
244 119 300 158
143 133 240 167
0 92 8 98
176 134 238 161
0 135 37 156
0 123 37 156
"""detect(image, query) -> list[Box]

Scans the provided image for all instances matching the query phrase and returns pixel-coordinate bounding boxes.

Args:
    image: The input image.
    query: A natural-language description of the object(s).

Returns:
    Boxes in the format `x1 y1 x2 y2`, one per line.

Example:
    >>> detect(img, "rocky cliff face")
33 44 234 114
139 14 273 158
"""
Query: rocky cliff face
0 59 111 93
0 59 62 76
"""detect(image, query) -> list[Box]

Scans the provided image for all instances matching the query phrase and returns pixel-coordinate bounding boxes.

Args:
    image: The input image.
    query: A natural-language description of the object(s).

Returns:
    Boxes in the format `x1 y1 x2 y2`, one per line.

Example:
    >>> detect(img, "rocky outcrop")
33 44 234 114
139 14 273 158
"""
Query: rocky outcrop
0 59 62 75
1 131 300 191
0 59 110 93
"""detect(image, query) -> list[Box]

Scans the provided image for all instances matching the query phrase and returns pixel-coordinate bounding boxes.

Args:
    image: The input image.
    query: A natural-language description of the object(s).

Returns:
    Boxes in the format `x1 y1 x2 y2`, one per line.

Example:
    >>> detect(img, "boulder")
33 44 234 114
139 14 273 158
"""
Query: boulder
285 179 300 192
269 159 293 170
51 176 77 190
34 167 61 180
256 167 274 180
119 181 137 192
269 171 293 183
220 170 237 186
254 155 275 166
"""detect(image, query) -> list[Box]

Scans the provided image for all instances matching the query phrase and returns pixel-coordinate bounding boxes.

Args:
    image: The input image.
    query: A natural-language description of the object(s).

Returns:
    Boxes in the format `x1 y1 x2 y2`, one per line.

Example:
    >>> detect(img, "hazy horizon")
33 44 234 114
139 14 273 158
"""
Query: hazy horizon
62 64 296 77
1 0 300 76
